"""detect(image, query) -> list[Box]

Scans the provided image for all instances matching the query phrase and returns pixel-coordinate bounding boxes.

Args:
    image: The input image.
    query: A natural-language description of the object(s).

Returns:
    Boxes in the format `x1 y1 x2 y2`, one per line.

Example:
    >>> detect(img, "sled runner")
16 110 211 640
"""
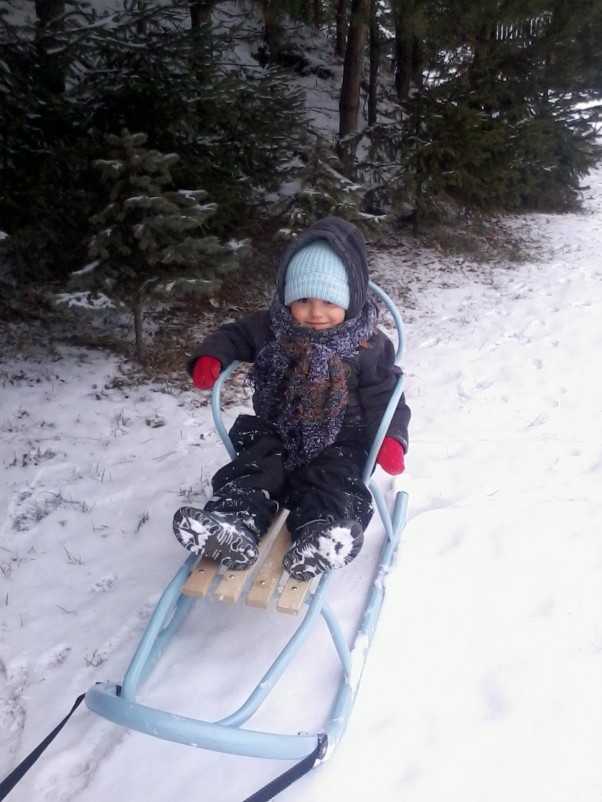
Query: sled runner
85 281 409 768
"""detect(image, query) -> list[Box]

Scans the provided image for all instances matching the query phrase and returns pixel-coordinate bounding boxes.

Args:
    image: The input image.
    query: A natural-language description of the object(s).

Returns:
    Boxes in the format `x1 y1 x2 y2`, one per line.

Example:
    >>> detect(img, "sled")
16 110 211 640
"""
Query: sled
85 281 409 764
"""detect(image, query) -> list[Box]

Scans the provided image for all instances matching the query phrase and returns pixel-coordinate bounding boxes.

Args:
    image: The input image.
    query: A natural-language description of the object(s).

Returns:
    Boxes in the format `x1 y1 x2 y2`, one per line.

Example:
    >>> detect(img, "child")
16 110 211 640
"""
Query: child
173 216 410 580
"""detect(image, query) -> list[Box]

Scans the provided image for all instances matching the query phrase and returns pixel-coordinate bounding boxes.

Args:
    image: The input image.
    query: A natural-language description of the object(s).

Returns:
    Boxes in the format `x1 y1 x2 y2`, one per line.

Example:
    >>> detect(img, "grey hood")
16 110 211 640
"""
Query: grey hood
275 217 369 319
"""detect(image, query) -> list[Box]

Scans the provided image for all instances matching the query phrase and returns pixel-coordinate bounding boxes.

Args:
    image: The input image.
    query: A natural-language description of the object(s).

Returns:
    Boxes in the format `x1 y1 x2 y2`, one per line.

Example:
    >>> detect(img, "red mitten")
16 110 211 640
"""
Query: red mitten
192 356 221 390
376 437 405 475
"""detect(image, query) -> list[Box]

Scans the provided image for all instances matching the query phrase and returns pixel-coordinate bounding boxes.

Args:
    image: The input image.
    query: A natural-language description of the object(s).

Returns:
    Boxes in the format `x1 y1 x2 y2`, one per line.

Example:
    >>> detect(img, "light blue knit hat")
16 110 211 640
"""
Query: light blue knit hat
284 239 350 310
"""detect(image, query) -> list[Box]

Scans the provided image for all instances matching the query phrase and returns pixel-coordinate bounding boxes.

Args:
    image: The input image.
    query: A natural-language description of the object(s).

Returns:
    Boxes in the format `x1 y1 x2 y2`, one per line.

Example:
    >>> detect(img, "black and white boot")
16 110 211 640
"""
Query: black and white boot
283 519 364 581
173 506 259 570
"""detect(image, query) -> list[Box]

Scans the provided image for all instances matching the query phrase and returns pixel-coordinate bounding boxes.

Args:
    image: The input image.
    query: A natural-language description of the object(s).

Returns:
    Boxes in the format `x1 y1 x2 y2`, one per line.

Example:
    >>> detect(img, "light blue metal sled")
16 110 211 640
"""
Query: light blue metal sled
85 281 409 762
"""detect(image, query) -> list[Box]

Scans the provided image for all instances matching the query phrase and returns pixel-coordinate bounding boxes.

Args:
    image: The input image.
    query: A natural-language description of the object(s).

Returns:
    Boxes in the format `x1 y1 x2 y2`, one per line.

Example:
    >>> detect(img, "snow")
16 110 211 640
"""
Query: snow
71 261 101 278
54 291 114 310
2 160 602 801
3 1 602 796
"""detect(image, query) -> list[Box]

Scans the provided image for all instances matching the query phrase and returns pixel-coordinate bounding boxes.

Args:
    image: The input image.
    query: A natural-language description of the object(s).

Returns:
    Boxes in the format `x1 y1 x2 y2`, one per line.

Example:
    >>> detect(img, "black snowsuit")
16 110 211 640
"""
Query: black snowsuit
188 217 411 542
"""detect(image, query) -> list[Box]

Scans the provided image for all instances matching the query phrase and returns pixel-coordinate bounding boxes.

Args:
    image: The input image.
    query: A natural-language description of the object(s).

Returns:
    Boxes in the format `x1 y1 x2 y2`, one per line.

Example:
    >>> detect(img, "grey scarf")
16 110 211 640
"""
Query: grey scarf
249 294 378 470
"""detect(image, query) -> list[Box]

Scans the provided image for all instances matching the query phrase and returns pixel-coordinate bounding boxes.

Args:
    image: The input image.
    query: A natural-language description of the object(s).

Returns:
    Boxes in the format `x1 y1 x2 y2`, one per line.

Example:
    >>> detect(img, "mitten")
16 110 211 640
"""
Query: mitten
191 356 221 390
376 437 405 475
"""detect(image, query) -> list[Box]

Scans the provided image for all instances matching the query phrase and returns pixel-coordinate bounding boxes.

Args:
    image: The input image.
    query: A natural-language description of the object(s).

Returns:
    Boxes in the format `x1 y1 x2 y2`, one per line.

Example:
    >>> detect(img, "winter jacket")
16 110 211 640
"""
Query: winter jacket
187 216 411 453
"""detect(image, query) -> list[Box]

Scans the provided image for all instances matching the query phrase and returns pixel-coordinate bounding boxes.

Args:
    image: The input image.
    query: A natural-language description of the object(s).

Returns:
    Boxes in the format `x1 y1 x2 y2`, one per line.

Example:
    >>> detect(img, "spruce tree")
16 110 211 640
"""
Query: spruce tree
82 129 243 364
272 136 369 234
394 0 602 216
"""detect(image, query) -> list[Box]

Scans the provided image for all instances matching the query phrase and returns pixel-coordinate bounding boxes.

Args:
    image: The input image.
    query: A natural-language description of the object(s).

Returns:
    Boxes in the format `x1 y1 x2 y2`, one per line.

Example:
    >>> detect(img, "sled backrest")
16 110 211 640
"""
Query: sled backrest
211 281 406 472
360 282 406 482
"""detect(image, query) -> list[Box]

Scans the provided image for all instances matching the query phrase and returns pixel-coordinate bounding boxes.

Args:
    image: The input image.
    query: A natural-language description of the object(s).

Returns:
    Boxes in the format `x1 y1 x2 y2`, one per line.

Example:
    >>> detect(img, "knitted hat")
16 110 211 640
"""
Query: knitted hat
284 239 350 310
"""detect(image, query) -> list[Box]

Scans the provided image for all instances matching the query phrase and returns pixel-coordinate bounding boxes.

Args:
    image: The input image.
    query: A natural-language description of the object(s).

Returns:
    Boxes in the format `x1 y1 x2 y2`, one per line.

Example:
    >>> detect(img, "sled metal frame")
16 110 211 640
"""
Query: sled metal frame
86 281 409 761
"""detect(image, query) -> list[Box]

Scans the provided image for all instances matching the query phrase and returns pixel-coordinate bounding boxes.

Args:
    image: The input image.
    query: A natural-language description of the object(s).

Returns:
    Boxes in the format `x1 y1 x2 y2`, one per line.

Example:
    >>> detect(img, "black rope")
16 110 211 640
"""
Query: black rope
241 732 327 802
0 691 88 801
0 690 325 802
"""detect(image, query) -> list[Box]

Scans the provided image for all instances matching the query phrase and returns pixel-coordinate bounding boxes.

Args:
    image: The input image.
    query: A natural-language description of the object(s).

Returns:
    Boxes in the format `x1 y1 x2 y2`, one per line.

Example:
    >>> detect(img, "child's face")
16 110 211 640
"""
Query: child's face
289 298 346 330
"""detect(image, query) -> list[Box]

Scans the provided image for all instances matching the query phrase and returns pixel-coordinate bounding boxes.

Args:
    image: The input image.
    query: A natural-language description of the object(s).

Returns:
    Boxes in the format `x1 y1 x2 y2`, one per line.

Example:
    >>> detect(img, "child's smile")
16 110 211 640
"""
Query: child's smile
289 298 346 330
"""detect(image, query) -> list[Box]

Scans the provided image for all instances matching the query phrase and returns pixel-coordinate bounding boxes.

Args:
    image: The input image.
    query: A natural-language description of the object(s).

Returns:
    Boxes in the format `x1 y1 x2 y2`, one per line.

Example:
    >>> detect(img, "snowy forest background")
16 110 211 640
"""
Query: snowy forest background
2 0 602 365
2 3 602 800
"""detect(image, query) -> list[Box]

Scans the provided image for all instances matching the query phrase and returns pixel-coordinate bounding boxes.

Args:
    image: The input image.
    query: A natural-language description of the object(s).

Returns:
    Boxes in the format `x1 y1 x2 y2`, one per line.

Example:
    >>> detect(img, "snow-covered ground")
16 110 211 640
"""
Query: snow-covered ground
3 168 602 802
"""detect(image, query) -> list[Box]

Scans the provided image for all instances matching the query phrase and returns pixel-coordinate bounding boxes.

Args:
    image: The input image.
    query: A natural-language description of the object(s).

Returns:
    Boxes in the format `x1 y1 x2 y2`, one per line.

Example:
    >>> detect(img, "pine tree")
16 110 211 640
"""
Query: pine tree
272 136 369 234
393 0 602 216
82 129 244 364
1 0 307 282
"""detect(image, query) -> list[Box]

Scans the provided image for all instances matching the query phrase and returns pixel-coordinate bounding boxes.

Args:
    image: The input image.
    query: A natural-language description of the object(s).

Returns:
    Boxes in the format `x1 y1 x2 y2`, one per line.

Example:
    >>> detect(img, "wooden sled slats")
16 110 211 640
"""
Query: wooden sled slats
277 576 311 615
182 559 220 598
246 525 291 608
182 510 312 614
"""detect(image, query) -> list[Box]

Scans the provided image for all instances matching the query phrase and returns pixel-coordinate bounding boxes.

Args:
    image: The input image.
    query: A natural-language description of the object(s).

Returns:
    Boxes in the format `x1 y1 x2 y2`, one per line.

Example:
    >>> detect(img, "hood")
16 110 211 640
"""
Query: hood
275 217 369 319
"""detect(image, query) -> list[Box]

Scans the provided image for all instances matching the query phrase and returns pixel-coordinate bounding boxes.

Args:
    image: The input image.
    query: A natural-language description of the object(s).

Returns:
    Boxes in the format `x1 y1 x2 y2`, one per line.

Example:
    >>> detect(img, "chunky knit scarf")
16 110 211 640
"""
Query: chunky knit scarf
249 294 378 470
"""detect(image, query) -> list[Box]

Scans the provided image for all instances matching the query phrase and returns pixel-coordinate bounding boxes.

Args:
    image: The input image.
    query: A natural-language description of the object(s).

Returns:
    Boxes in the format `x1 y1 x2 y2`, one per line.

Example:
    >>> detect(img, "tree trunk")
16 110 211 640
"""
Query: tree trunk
35 0 64 27
393 0 420 102
189 0 212 29
312 0 321 29
299 0 310 25
133 298 146 366
261 0 282 63
335 0 347 58
368 0 379 126
338 0 370 171
34 0 65 94
471 21 496 72
138 0 149 35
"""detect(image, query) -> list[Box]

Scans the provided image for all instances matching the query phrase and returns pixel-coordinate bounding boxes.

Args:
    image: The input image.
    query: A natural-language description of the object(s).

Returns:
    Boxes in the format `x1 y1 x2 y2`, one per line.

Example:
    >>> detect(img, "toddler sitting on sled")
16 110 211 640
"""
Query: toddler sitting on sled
173 216 410 580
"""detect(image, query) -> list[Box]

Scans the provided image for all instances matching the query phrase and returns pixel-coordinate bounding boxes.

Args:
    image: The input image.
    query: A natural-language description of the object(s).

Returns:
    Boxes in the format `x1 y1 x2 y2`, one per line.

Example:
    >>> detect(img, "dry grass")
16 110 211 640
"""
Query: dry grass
0 234 281 406
1 215 528 397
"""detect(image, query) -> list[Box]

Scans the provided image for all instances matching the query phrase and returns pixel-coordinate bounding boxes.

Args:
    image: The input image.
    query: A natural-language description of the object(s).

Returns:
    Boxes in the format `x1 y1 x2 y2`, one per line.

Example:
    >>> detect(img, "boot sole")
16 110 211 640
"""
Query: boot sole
173 506 259 570
283 521 364 581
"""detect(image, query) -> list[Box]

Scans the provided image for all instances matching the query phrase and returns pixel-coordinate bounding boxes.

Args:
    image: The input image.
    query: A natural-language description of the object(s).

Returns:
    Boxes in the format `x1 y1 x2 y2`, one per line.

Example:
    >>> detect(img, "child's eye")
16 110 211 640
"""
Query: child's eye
298 298 309 304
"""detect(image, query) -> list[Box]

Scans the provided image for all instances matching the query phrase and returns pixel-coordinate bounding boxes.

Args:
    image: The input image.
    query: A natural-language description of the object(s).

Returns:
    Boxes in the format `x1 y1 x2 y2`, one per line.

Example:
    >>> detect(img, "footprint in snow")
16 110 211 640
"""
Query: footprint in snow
90 575 116 593
0 660 28 766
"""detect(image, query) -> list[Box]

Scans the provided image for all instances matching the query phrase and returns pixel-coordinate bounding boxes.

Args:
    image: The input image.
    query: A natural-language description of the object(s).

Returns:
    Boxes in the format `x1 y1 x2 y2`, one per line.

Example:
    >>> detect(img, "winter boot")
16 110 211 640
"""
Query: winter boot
283 519 364 581
172 506 259 570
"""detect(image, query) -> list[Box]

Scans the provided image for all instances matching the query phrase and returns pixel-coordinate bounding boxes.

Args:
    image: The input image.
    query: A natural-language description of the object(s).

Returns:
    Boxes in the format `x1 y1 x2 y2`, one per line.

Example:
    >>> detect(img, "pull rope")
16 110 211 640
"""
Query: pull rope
0 687 99 801
241 733 327 802
0 689 325 802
